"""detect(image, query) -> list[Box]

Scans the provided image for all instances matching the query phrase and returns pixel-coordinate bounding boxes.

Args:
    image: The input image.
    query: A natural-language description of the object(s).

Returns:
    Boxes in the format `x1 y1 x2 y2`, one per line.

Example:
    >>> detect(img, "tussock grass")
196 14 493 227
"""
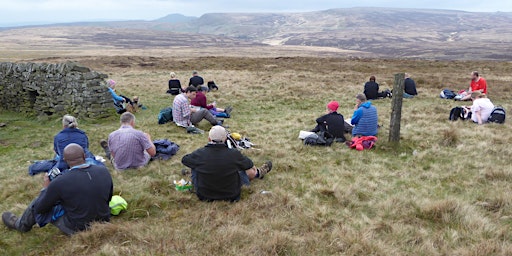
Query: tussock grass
1 53 512 255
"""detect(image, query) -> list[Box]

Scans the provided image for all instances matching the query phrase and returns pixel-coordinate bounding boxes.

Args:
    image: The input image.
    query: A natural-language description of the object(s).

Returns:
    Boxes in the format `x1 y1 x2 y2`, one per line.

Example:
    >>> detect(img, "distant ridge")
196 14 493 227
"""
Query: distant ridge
152 13 197 23
1 7 511 60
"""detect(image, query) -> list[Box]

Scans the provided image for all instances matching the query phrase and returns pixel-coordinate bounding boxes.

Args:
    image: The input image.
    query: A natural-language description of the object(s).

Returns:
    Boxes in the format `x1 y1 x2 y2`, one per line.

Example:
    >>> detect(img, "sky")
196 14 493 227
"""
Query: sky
1 0 512 27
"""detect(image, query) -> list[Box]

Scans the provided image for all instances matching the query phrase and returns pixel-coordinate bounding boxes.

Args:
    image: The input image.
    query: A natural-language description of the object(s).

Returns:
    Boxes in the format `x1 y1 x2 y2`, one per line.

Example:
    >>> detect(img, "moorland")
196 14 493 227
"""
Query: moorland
1 11 512 254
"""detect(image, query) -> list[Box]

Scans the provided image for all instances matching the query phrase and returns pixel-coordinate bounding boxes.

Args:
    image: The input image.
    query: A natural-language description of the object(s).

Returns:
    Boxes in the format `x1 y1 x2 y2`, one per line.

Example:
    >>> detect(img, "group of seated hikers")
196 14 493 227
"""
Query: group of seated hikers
307 70 499 150
308 93 378 150
168 71 231 133
3 70 501 236
167 70 218 95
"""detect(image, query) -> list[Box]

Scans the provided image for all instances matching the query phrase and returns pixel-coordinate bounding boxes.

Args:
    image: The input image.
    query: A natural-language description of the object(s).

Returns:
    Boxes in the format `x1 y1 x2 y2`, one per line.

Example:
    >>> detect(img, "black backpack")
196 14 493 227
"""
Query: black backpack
303 132 333 146
449 107 464 121
488 106 506 124
207 81 219 91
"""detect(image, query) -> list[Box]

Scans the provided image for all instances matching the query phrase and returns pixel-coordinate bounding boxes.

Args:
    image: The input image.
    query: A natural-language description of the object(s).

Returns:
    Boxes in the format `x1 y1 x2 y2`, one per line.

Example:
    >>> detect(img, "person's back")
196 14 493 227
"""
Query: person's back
34 164 113 231
168 79 182 95
404 77 418 96
316 112 346 140
471 97 494 123
53 115 95 170
364 81 380 100
189 71 204 87
351 94 378 137
183 144 253 201
108 112 155 170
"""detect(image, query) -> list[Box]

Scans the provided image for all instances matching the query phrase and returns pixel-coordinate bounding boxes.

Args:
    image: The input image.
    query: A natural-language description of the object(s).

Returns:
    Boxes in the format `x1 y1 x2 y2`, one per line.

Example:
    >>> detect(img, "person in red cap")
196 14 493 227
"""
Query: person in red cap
310 100 346 142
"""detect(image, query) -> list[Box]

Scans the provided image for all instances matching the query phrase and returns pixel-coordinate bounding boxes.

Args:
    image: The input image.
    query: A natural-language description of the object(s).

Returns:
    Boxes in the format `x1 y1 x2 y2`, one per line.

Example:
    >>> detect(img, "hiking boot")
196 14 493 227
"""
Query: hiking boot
257 161 273 179
2 212 18 230
225 106 233 115
100 139 111 160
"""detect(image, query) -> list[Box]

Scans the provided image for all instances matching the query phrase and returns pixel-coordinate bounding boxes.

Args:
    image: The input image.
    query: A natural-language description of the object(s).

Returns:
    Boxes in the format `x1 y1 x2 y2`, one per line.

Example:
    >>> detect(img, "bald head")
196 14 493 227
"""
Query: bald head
63 143 86 167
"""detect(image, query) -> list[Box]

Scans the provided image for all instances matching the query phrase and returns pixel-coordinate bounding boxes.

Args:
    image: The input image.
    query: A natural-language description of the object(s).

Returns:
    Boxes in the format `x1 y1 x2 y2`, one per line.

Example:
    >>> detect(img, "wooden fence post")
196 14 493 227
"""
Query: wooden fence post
389 73 405 143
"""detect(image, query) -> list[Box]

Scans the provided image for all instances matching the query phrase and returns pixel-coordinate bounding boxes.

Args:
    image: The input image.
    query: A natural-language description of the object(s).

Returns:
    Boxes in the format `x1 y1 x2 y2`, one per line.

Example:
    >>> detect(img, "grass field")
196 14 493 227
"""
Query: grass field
1 55 511 255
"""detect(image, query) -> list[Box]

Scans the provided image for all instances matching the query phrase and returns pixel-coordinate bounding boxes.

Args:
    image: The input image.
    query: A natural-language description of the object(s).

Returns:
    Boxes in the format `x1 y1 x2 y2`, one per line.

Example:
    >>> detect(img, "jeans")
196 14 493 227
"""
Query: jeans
15 198 75 235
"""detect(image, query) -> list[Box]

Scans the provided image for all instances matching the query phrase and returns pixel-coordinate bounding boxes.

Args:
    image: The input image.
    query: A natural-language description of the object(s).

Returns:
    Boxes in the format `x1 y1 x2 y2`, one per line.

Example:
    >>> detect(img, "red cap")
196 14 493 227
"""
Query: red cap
327 101 339 111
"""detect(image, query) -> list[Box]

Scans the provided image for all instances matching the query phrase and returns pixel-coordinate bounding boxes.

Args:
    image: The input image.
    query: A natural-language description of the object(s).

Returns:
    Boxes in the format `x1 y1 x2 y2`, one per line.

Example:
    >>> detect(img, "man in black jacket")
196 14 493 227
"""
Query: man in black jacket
188 70 206 91
182 126 272 202
404 73 418 98
2 143 113 235
311 101 347 142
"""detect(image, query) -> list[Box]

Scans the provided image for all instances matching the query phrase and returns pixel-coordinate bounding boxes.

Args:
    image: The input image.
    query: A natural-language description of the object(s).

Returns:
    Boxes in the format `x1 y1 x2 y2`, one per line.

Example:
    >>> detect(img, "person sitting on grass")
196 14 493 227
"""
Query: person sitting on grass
351 94 378 137
2 143 113 235
465 91 494 125
107 79 141 113
104 112 156 170
181 125 273 202
172 86 223 130
364 76 391 100
459 71 488 101
403 73 418 98
190 87 233 118
310 100 346 142
28 114 103 177
167 72 183 95
188 70 207 91
53 115 101 170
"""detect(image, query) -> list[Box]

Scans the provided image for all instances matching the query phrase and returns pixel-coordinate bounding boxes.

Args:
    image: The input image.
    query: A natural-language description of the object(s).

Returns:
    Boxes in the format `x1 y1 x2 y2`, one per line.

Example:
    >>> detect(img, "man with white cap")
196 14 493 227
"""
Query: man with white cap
181 126 272 202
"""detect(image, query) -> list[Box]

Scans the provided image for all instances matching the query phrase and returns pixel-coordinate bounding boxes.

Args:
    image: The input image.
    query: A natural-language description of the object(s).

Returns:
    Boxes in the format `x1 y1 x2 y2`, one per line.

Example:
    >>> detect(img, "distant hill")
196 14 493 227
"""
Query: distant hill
152 13 196 23
1 8 512 60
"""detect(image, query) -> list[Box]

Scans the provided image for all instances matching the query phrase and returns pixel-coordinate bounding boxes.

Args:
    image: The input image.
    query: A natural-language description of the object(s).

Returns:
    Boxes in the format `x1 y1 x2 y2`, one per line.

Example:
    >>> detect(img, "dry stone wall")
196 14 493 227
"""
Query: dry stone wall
0 62 113 118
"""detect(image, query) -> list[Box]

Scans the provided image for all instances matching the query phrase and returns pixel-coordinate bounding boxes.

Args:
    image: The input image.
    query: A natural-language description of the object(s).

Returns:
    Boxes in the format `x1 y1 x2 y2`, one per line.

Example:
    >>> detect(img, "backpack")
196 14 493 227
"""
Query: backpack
488 106 506 124
158 107 173 124
207 81 219 91
440 89 456 99
449 106 469 121
303 132 333 146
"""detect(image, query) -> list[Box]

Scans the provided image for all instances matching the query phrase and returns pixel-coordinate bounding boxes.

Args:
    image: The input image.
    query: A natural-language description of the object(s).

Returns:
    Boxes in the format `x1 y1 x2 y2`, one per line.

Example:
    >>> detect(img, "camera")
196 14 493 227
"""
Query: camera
47 167 61 181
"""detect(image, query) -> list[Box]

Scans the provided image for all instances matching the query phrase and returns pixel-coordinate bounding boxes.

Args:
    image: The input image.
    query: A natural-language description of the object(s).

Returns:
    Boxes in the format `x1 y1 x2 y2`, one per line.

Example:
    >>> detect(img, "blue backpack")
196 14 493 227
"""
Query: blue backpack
440 89 456 99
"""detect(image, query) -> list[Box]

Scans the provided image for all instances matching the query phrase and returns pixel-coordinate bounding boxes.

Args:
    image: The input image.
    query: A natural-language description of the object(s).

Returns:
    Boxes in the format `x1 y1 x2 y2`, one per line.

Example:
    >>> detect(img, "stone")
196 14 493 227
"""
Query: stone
0 62 113 118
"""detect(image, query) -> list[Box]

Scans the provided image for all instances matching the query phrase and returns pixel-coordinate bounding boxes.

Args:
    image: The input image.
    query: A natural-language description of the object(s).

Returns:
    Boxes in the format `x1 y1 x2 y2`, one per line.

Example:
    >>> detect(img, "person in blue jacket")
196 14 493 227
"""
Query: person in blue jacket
53 115 98 171
351 94 378 137
107 79 139 113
